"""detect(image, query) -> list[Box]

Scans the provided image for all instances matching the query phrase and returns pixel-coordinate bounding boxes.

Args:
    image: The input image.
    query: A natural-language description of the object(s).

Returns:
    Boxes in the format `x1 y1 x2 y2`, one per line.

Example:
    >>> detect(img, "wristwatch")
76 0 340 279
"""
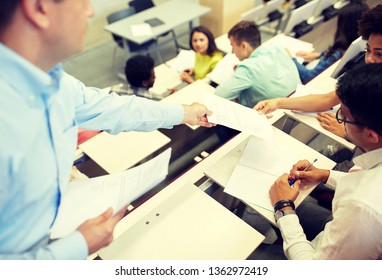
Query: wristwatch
274 209 296 222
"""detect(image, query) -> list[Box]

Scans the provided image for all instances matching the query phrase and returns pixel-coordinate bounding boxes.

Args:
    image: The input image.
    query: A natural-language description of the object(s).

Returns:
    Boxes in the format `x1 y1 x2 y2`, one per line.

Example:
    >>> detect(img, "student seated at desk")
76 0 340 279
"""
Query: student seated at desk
215 20 301 108
255 4 382 139
292 2 369 84
180 26 223 84
110 54 157 99
214 20 301 142
264 63 382 260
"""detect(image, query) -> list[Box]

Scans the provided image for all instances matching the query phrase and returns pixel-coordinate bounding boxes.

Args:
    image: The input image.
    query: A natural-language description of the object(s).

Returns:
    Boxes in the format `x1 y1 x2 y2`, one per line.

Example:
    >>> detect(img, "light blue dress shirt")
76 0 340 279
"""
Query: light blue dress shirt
214 44 301 108
0 44 183 259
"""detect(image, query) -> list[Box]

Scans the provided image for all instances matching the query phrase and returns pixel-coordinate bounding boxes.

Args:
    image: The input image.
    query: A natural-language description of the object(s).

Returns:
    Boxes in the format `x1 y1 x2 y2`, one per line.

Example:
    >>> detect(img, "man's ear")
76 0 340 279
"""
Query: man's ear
365 127 380 144
21 0 51 29
141 80 149 89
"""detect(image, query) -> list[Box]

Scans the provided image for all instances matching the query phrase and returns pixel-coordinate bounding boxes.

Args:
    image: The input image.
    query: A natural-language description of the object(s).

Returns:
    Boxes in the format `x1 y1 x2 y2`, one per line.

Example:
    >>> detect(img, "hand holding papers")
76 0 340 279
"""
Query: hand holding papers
50 148 171 239
205 93 275 141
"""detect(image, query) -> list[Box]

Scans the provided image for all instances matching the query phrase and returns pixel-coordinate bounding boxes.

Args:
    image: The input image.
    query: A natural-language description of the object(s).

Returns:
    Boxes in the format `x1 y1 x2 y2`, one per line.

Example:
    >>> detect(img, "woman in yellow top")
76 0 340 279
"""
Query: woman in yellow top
181 26 224 84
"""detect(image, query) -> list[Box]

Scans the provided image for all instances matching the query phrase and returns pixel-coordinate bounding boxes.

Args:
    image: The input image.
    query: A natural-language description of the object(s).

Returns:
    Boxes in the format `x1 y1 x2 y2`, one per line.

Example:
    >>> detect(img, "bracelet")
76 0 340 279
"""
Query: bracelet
273 199 295 212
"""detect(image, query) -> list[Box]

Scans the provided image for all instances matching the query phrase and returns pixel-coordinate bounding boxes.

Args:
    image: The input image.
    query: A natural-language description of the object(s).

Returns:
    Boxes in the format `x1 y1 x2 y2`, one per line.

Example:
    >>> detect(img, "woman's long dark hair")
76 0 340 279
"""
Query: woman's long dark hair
325 2 369 58
189 26 220 56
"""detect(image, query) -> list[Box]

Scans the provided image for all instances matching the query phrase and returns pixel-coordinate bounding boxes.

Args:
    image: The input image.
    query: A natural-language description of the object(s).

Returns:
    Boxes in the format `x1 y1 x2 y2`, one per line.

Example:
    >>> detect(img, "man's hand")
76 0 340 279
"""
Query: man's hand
77 207 126 255
254 98 281 115
269 173 300 206
182 103 215 127
180 69 194 84
289 160 330 187
296 51 320 61
316 112 346 138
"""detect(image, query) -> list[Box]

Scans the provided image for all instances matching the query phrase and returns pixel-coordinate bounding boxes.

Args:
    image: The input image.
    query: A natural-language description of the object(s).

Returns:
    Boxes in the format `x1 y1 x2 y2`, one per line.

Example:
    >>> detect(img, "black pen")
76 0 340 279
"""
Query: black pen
288 158 318 186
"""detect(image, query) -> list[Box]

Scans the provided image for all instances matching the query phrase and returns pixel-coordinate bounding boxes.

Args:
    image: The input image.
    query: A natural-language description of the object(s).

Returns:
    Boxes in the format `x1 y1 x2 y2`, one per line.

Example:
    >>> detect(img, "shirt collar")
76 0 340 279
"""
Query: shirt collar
0 43 63 102
353 147 382 170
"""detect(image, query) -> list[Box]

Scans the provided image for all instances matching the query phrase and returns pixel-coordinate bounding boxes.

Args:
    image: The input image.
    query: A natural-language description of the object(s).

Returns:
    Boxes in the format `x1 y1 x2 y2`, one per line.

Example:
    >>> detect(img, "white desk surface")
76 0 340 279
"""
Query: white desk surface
215 33 314 55
79 130 170 174
204 127 336 226
98 182 264 260
284 61 356 151
104 0 211 45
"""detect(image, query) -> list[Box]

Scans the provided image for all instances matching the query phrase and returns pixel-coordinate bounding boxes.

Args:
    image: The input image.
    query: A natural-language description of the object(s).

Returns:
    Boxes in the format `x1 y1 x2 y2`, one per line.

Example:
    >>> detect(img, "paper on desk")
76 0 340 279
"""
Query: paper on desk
205 93 275 141
150 64 182 95
50 148 171 239
224 137 300 212
206 53 239 85
131 23 152 37
265 34 314 58
170 50 195 73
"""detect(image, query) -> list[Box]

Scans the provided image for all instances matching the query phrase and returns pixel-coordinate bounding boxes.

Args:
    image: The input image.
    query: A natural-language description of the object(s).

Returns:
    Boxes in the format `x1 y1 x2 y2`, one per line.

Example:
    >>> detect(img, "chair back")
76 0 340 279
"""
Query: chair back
107 7 136 48
128 0 155 13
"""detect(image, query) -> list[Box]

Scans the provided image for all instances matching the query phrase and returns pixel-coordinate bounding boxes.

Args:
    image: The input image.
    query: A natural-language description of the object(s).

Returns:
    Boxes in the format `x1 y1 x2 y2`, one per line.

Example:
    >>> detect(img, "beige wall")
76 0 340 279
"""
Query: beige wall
200 0 254 37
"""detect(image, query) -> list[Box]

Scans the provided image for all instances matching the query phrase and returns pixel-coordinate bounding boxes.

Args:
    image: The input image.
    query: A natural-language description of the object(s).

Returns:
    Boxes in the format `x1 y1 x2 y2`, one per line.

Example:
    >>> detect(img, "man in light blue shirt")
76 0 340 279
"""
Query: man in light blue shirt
0 0 214 259
215 21 301 108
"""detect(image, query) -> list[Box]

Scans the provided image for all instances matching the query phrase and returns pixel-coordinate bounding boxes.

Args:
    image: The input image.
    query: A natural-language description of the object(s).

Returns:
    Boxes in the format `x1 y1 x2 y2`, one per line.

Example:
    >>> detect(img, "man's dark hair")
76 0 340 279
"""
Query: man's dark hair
124 55 154 87
189 26 220 56
358 4 382 40
0 0 20 27
336 63 382 135
227 21 261 48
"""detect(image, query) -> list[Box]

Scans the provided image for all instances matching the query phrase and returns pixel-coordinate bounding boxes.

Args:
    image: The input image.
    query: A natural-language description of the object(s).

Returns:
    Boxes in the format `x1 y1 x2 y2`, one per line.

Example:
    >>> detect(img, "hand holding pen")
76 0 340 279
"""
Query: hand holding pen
288 159 318 187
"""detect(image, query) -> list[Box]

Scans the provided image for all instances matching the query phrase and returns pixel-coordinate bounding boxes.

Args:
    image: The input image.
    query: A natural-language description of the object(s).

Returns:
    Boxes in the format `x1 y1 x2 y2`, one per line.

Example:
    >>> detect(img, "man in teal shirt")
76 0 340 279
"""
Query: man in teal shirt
215 21 301 108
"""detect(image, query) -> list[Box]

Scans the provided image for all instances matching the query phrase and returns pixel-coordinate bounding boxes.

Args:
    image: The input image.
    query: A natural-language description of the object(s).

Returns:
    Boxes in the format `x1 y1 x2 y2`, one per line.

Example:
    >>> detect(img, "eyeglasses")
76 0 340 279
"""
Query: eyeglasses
335 107 364 126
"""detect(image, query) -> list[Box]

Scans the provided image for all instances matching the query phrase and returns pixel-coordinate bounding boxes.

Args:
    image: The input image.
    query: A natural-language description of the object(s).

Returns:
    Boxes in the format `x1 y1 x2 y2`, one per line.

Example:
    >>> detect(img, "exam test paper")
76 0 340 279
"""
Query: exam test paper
205 93 275 141
50 148 171 239
223 136 300 212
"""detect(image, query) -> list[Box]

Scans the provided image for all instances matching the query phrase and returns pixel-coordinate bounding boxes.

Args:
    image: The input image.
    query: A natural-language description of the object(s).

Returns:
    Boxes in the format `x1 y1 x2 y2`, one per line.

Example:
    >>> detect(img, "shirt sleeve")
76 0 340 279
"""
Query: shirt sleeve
0 231 88 260
214 64 254 101
326 170 347 190
65 74 184 134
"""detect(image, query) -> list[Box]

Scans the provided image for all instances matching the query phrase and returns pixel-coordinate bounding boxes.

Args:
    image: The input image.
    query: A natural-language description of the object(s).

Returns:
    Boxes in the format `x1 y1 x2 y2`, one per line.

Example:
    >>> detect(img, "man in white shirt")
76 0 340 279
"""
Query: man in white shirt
268 63 382 259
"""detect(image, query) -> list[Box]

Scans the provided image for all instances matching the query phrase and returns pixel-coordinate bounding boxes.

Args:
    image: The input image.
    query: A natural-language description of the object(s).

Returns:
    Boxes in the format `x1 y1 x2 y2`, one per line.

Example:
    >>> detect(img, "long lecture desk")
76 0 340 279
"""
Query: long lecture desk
104 0 211 54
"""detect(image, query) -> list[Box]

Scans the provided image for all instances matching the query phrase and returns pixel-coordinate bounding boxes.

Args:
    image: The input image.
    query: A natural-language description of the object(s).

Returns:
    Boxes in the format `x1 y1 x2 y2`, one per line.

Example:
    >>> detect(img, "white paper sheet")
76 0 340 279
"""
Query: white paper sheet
205 93 275 141
170 50 195 73
131 23 152 37
50 148 171 239
206 53 239 84
150 64 182 95
224 137 300 212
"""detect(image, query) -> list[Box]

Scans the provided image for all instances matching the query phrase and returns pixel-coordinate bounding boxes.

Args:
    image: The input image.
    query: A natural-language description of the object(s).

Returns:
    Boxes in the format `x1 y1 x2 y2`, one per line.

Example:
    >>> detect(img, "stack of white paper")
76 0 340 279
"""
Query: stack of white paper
50 148 171 239
131 23 152 37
